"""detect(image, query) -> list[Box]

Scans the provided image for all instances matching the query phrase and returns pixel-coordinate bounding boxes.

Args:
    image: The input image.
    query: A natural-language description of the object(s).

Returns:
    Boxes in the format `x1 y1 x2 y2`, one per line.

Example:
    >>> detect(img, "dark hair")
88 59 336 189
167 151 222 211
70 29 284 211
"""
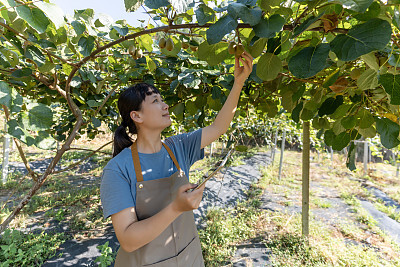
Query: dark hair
113 83 160 157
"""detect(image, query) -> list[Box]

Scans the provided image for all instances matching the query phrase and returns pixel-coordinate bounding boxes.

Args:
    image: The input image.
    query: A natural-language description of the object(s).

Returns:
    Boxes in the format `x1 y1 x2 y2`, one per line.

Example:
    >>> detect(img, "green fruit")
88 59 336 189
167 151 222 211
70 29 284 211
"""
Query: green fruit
228 42 236 55
165 38 174 51
350 68 361 80
136 49 143 58
94 63 100 70
128 45 136 55
182 42 189 49
159 38 166 49
100 64 106 71
190 45 198 52
235 44 245 57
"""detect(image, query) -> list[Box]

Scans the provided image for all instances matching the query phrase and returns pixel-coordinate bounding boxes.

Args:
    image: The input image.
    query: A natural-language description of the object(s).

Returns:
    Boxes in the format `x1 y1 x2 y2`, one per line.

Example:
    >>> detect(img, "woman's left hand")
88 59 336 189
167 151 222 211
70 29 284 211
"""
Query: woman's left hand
234 50 254 85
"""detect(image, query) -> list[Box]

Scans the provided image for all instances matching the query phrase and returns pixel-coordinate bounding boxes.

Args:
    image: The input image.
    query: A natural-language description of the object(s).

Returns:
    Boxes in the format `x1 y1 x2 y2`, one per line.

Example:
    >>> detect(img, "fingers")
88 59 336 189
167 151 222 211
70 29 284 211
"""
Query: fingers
179 183 195 193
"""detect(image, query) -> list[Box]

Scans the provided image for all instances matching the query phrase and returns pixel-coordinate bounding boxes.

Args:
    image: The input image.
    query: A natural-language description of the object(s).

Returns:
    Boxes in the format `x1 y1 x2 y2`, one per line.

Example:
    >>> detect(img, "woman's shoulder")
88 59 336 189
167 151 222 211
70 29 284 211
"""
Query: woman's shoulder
104 146 132 171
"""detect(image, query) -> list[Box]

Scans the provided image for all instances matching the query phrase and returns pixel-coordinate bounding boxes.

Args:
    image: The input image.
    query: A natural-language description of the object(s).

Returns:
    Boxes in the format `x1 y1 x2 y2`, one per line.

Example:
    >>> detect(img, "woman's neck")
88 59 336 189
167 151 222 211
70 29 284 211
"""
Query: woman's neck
135 131 162 154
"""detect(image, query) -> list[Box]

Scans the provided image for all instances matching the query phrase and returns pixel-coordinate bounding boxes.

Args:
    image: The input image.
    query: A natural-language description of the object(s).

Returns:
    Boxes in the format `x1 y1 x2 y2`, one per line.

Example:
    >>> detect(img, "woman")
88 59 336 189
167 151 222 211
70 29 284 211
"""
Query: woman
100 51 253 266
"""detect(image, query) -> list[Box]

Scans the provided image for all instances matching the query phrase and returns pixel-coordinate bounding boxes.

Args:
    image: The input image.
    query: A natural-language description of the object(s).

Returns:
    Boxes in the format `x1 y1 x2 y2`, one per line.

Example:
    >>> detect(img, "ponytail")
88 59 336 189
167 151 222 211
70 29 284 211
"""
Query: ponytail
112 83 160 157
112 124 133 158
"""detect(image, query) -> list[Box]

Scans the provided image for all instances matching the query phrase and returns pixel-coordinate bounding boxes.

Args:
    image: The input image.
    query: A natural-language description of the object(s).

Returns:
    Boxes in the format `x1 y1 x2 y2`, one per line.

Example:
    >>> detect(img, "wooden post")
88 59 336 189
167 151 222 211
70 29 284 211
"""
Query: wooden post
278 129 286 180
363 140 368 176
272 128 278 165
302 121 310 237
396 152 399 178
2 120 10 185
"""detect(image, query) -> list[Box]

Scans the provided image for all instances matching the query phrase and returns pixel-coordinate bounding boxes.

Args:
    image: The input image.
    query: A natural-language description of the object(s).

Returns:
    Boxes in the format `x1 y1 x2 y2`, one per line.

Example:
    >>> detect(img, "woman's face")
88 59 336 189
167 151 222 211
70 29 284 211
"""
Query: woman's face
131 93 171 132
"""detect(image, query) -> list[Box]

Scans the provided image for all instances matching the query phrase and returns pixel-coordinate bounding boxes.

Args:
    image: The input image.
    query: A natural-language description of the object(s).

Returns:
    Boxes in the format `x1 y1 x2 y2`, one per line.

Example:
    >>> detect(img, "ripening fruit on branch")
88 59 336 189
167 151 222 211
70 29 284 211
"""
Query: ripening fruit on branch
235 44 245 57
159 38 166 49
129 45 136 55
94 63 100 70
165 38 174 51
100 64 106 71
182 41 189 49
190 45 198 52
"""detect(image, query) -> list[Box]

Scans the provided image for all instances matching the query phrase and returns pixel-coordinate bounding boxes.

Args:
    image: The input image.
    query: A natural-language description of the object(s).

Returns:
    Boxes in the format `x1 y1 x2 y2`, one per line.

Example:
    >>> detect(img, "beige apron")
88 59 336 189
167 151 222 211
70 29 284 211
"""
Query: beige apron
114 142 205 267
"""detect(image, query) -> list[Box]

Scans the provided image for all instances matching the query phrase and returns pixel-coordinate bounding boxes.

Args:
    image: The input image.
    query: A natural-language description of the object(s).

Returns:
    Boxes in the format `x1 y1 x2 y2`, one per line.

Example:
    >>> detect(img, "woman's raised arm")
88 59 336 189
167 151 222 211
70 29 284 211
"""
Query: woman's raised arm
201 51 254 149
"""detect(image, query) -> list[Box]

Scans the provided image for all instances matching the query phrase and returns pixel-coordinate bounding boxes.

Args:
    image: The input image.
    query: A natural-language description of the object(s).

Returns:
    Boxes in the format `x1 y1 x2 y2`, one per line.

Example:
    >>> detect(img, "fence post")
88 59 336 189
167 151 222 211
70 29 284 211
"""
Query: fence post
272 128 278 165
302 121 310 237
363 140 368 176
278 129 286 180
2 120 10 185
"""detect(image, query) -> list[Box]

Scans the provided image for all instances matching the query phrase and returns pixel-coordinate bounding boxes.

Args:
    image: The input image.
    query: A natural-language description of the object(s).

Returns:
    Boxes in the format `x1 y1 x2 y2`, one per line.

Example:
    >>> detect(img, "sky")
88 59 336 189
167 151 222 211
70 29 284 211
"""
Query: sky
51 0 151 27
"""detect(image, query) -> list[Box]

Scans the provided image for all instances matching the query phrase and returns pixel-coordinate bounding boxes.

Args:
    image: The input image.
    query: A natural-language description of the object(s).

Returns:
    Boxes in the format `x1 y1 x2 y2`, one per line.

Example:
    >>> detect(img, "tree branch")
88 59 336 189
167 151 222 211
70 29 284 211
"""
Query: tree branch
2 105 39 182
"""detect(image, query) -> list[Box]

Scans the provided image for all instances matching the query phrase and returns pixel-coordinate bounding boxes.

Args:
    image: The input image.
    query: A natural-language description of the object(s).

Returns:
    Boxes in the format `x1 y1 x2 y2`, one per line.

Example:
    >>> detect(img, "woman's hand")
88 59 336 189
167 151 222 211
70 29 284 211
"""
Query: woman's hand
234 50 254 85
171 183 206 213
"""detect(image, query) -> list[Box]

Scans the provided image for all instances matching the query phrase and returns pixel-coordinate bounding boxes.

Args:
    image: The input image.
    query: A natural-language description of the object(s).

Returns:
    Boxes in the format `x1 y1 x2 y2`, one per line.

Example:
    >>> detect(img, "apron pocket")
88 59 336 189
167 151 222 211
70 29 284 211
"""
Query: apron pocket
143 236 203 267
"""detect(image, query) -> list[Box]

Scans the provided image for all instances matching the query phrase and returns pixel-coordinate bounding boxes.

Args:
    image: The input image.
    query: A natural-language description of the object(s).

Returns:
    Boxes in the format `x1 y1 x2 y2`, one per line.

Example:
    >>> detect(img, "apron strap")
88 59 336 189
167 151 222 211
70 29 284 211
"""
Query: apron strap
131 141 181 182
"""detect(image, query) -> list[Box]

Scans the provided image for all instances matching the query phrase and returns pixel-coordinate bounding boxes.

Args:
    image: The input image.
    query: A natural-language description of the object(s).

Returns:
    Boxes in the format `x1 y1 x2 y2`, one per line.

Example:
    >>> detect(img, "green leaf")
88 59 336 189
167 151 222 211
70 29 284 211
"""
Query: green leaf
195 4 215 26
20 102 53 131
0 81 12 108
324 129 336 147
253 14 285 38
112 26 129 36
341 116 357 129
357 69 378 90
248 37 267 58
378 73 400 105
87 100 101 107
339 0 373 13
292 102 303 123
361 52 379 71
124 0 144 12
34 2 65 29
358 125 376 138
332 132 351 151
144 0 169 9
171 102 185 116
11 68 32 78
198 41 229 66
330 18 392 61
71 21 86 36
318 96 343 116
16 5 49 33
78 36 95 57
357 109 374 129
92 117 101 127
292 13 324 38
323 69 340 88
227 3 262 26
375 117 400 149
170 0 194 14
35 131 56 150
256 52 282 81
25 45 46 67
206 15 238 45
346 142 356 171
288 43 330 79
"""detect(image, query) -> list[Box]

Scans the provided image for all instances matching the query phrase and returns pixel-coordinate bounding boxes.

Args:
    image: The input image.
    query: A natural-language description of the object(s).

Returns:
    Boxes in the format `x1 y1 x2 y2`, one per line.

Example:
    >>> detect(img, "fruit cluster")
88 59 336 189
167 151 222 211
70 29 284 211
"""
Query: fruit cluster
129 45 143 59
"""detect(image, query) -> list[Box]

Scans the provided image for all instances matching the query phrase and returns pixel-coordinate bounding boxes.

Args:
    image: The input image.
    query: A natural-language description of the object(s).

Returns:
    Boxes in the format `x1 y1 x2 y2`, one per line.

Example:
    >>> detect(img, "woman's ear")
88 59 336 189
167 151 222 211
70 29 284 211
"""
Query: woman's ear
130 110 143 124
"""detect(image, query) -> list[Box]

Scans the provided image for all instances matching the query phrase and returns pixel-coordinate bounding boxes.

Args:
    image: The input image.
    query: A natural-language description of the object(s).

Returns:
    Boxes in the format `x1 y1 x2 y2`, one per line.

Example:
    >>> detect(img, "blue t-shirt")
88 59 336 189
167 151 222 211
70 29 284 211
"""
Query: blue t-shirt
100 129 204 219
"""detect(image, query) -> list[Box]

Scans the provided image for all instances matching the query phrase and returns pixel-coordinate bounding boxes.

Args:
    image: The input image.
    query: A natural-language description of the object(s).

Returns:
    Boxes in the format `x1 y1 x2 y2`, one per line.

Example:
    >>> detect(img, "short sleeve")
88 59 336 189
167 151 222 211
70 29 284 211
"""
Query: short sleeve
100 168 135 219
170 128 204 167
